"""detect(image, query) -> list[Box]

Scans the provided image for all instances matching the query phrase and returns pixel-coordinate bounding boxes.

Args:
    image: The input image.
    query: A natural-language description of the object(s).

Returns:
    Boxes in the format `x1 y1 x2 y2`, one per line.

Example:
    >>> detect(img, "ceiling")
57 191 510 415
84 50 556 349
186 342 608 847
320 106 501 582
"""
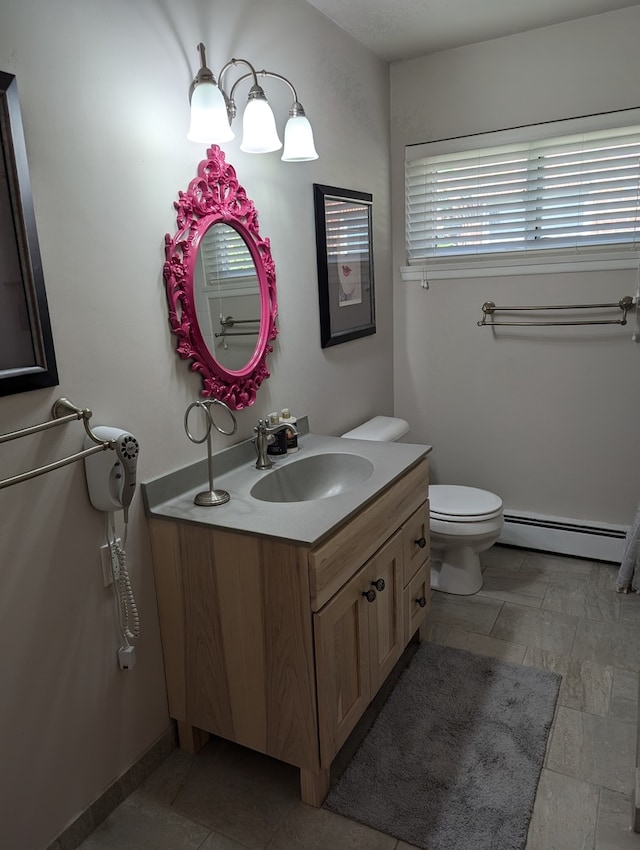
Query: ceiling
305 0 640 63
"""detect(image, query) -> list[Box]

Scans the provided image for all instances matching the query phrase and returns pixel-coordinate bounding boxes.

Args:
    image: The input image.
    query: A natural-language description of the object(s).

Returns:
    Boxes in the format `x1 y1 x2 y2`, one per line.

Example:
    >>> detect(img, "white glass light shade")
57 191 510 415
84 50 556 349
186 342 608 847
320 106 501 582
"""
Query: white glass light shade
187 82 234 143
240 97 282 153
281 114 319 161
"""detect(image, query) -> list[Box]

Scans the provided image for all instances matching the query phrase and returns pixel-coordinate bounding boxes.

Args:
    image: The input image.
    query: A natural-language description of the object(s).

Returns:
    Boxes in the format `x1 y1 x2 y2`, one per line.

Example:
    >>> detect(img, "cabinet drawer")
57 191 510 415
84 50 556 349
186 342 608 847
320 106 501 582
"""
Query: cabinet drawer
309 458 428 611
404 561 430 644
402 501 430 586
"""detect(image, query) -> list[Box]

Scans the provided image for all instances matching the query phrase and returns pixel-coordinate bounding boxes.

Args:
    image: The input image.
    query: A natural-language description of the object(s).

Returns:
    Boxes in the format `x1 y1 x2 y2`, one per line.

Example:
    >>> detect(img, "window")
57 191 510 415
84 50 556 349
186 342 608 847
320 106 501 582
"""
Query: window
405 111 640 267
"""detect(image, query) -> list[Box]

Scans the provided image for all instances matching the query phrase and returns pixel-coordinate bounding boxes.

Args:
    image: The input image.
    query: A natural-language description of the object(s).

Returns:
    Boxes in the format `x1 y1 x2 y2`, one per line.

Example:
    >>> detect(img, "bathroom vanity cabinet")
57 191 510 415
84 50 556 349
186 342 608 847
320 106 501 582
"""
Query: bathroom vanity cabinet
147 457 430 806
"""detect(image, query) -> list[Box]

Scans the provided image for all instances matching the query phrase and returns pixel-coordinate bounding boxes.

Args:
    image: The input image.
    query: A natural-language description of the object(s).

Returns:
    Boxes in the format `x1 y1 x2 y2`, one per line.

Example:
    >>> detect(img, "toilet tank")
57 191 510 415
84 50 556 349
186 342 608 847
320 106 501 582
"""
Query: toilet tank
341 416 410 442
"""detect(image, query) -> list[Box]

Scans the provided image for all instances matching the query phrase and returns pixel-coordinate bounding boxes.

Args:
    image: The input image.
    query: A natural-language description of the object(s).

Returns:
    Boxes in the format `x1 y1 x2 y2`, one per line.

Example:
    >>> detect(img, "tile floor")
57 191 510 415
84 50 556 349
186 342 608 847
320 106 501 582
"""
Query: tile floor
76 546 640 850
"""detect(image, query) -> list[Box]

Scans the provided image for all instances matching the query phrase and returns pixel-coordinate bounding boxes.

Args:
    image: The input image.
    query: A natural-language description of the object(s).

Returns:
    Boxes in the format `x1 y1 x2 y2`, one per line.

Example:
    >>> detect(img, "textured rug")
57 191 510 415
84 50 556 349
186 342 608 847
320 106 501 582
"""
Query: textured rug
324 641 561 850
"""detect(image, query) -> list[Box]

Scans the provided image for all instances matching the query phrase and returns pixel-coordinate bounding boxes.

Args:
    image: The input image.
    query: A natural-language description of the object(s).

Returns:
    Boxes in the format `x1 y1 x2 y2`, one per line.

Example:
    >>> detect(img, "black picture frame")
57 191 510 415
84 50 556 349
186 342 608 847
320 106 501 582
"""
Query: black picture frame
313 184 376 348
0 70 58 396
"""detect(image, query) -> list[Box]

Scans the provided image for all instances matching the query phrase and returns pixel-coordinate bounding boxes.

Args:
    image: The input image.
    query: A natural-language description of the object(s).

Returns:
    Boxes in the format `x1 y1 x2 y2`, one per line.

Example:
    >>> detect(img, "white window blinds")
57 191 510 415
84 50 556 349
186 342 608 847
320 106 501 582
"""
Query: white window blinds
406 116 640 265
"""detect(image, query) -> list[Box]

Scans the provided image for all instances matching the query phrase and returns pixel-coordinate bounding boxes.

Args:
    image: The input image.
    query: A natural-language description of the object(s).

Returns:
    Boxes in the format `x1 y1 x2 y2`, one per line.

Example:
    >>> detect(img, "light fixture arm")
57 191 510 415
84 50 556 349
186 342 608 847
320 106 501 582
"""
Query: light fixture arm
228 69 308 118
259 71 307 118
218 58 264 122
189 43 217 101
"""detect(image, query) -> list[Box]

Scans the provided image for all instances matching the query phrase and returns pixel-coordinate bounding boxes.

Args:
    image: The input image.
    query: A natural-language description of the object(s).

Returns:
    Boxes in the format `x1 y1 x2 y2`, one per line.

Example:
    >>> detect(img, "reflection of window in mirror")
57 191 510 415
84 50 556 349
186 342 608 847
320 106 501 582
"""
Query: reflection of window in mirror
0 151 35 370
325 199 367 306
194 223 262 372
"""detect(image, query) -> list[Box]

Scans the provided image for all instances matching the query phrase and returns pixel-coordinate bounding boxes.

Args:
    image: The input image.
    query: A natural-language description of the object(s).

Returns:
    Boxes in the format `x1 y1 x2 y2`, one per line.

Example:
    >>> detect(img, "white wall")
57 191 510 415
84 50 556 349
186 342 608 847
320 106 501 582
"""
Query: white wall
0 2 391 847
391 7 640 527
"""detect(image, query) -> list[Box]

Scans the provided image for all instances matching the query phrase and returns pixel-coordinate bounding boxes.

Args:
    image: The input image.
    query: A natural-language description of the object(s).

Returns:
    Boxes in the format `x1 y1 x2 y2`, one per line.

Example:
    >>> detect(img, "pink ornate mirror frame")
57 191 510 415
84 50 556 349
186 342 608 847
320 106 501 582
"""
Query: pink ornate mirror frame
164 145 278 409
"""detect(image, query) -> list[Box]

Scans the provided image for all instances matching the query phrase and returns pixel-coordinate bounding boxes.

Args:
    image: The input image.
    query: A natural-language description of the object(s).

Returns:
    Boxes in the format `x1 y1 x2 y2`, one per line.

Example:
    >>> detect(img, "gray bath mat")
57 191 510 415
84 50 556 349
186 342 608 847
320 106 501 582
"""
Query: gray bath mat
324 641 561 850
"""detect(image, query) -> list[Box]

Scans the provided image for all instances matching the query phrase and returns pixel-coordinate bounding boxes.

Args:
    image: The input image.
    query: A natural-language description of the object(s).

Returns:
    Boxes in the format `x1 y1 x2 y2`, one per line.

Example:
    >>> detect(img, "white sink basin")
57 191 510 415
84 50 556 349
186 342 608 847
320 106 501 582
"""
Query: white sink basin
250 452 374 503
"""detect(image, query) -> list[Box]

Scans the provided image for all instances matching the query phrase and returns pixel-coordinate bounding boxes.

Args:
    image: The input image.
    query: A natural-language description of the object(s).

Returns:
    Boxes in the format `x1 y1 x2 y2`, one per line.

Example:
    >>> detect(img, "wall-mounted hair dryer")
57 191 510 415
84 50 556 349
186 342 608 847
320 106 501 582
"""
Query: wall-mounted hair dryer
84 426 139 520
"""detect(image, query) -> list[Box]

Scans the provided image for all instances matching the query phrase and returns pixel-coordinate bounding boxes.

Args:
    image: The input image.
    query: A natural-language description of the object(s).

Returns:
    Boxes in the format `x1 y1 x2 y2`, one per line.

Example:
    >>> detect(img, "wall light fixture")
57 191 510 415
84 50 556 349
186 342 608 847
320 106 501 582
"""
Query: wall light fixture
187 43 318 162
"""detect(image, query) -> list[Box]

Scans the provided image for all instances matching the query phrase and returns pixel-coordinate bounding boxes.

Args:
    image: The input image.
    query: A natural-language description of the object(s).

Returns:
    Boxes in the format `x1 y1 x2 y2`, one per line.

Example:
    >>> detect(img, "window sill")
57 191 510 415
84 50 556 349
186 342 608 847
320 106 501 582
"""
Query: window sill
400 252 640 282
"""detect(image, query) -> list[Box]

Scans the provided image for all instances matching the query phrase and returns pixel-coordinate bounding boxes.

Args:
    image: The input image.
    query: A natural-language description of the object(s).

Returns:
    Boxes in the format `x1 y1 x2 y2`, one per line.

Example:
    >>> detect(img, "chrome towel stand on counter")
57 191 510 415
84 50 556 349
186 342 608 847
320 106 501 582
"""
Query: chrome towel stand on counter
184 398 237 506
478 295 634 327
0 398 114 491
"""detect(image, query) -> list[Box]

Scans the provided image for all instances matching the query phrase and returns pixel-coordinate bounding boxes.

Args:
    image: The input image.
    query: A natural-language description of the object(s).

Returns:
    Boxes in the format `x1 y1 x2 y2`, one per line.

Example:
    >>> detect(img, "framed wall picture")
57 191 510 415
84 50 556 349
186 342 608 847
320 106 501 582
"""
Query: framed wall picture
0 70 58 396
313 184 376 348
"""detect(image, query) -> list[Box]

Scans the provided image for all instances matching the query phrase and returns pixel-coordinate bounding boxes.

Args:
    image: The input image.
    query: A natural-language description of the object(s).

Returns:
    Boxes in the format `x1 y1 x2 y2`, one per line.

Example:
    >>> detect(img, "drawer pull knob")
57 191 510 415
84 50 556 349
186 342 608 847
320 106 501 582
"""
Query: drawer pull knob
415 537 427 549
371 578 385 592
416 596 427 608
362 588 377 603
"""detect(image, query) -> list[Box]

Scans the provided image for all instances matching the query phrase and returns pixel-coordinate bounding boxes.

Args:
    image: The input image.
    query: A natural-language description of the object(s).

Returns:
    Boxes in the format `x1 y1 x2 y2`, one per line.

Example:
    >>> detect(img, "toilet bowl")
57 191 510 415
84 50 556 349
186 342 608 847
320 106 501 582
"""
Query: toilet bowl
429 485 503 595
341 416 504 595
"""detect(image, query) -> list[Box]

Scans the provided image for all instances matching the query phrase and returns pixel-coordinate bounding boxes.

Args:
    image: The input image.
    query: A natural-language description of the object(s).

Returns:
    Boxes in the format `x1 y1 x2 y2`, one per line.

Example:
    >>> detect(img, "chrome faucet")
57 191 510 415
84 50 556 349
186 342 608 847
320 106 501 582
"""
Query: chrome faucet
253 418 298 470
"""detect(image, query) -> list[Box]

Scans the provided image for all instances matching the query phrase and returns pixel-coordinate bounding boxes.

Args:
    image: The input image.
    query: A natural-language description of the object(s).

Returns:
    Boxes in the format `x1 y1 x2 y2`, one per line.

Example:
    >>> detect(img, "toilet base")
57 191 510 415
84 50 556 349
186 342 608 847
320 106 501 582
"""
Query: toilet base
430 546 483 595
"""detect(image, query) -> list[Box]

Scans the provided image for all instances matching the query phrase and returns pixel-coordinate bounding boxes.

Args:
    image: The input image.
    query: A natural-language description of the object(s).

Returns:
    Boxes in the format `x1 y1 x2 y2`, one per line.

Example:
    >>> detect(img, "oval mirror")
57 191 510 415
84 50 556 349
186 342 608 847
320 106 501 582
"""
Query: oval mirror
164 145 277 409
194 222 262 373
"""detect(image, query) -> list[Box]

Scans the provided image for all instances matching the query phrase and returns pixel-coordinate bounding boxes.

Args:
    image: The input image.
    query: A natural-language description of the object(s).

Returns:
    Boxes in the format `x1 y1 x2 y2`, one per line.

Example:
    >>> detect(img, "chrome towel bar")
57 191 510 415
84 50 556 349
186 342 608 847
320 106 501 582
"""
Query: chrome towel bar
478 295 634 327
219 316 260 326
215 315 261 337
0 398 112 490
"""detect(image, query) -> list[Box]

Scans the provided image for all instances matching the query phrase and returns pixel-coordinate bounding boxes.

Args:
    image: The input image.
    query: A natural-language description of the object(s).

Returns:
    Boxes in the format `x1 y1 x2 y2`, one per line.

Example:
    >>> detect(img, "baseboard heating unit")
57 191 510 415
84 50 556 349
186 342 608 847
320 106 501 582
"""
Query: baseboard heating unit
499 510 628 563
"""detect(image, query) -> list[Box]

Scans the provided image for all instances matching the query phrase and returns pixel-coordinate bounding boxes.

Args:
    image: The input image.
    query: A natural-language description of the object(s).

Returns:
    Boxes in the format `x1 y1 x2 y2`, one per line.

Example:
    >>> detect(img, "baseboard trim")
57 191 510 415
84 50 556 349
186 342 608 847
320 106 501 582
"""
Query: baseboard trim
47 724 177 850
499 510 627 563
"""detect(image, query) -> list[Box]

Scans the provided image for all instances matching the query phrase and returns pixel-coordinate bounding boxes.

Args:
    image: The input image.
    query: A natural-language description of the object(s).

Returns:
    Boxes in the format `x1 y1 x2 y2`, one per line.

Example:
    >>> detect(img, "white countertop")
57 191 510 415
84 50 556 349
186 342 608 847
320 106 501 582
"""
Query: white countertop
142 429 431 547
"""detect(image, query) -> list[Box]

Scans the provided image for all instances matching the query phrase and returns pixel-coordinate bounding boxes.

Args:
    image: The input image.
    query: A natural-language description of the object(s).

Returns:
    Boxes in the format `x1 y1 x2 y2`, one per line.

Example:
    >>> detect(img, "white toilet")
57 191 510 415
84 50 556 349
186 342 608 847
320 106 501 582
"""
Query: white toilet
341 416 504 595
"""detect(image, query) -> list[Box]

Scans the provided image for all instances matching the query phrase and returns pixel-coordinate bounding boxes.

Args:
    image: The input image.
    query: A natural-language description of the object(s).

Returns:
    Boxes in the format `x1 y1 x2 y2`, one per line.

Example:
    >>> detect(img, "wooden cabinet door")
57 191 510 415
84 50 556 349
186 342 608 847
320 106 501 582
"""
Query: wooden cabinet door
314 561 371 767
367 530 404 694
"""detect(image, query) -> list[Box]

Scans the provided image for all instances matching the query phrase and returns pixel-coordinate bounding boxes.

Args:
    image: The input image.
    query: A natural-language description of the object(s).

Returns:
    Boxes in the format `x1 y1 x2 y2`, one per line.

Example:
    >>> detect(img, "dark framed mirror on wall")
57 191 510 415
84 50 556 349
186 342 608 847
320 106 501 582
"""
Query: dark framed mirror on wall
313 184 376 348
0 70 58 397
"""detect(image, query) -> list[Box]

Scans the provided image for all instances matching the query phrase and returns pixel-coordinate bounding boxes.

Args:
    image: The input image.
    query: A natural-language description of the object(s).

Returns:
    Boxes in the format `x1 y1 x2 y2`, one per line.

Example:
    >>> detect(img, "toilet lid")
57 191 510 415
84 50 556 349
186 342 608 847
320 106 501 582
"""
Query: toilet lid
430 484 503 522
